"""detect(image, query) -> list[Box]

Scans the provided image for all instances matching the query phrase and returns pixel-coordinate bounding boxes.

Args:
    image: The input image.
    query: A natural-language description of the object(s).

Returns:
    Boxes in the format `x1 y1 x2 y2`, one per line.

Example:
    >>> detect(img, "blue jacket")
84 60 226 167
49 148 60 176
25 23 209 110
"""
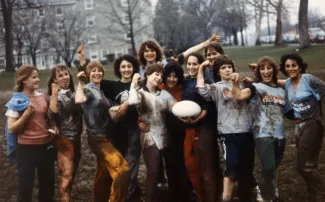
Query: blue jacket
5 92 30 164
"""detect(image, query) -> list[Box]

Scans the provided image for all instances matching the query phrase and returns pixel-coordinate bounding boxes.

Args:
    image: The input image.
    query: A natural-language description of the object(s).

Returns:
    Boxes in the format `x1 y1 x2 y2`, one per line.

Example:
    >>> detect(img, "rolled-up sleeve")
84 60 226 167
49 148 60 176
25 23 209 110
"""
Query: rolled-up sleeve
128 83 141 105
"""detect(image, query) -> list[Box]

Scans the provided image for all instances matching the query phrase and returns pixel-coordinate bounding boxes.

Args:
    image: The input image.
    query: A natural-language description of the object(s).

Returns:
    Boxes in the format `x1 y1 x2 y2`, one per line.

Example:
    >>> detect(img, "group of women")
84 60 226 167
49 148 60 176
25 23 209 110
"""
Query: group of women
5 32 325 202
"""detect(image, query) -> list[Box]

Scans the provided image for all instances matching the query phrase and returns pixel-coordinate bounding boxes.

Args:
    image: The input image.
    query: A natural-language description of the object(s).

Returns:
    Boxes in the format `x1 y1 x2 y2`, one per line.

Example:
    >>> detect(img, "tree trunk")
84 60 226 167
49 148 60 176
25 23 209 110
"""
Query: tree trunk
127 0 137 56
1 0 15 72
255 1 263 46
274 0 283 45
298 0 311 49
232 28 238 46
31 52 37 67
240 27 245 46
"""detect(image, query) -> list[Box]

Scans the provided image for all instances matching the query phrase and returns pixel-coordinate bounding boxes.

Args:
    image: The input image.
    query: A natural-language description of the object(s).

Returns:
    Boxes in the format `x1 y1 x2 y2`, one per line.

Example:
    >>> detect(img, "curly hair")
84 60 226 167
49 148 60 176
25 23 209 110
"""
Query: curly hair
162 62 184 86
212 55 236 82
113 54 140 79
255 56 279 84
137 40 164 66
280 53 308 76
47 65 75 96
205 42 225 57
86 61 105 79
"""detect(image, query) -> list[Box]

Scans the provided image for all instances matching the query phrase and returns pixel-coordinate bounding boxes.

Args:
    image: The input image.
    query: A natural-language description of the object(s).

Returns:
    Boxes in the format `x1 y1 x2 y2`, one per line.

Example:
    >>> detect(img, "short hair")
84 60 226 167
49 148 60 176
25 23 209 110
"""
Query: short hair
47 65 75 96
113 54 140 79
86 61 105 79
162 62 184 86
186 52 205 65
255 56 279 84
205 42 225 57
143 63 164 86
138 40 164 66
212 55 236 82
280 53 308 76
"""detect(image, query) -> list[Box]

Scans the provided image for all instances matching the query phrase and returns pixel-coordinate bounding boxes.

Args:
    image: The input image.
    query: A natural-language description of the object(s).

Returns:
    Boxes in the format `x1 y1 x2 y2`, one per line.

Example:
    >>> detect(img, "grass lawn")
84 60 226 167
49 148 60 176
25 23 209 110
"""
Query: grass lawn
0 45 324 91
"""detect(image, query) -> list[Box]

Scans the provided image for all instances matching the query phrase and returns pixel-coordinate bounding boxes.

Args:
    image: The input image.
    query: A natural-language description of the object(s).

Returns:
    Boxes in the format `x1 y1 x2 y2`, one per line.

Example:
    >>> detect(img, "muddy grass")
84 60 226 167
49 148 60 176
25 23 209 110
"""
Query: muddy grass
1 94 325 202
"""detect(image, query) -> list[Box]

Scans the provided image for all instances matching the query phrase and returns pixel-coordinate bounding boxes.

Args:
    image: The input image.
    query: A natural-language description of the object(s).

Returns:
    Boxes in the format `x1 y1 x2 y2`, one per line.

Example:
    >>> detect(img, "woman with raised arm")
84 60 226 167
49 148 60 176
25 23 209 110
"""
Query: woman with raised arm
47 65 83 202
181 52 221 202
5 65 55 202
197 55 254 202
128 63 177 202
75 61 130 202
280 53 325 202
231 56 293 202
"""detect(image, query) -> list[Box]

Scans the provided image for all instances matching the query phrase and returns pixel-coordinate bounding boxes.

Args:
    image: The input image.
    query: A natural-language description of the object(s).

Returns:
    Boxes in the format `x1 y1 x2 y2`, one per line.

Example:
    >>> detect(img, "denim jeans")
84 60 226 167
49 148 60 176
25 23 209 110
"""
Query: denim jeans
255 137 286 201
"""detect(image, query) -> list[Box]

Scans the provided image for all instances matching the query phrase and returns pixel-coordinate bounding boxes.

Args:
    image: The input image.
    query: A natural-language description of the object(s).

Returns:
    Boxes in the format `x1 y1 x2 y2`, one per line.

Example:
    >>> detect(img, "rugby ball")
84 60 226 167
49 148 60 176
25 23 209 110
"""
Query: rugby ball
172 100 201 118
109 106 120 122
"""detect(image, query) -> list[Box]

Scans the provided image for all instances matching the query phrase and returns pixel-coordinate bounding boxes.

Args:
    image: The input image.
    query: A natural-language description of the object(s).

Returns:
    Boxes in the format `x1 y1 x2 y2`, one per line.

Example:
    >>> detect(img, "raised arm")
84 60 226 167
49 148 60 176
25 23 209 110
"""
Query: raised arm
77 41 88 72
7 103 35 134
231 73 253 101
182 33 220 59
197 60 210 87
49 83 59 113
75 72 87 104
128 73 142 106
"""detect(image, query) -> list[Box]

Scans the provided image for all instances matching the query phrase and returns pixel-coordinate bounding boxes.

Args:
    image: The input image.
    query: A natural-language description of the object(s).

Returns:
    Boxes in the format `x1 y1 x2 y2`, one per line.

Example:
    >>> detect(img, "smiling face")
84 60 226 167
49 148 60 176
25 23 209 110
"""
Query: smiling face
147 71 162 87
23 70 40 90
54 69 70 89
186 56 200 78
285 59 301 80
144 46 157 63
259 62 274 85
89 67 103 84
119 60 134 80
166 71 179 88
206 48 221 64
219 64 234 81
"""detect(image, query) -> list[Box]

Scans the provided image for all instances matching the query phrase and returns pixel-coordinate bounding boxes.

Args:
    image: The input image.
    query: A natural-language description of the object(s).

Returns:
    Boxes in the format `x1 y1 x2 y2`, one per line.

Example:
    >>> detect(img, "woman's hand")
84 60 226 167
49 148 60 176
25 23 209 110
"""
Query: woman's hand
230 73 240 83
24 103 36 117
139 121 150 133
200 60 211 69
116 102 128 119
178 116 199 124
77 71 87 82
51 83 59 96
209 32 221 43
132 73 141 84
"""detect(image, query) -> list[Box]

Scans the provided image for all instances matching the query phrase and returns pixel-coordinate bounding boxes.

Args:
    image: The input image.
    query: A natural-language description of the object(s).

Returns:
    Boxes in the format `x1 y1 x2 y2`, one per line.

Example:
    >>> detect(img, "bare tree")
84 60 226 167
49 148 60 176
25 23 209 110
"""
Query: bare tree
298 0 311 49
308 8 325 28
49 14 86 67
104 0 152 56
12 12 27 67
0 0 41 72
19 8 48 66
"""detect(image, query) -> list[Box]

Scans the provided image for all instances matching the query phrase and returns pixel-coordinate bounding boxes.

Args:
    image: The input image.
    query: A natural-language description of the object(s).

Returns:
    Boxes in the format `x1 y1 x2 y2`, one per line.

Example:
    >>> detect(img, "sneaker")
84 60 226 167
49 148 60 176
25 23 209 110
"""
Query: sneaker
254 186 263 202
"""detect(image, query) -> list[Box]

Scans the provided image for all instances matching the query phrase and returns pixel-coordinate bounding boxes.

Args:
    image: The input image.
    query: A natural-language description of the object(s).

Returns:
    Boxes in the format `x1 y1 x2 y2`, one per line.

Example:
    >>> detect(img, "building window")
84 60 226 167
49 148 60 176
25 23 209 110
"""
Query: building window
56 22 65 32
125 32 131 41
84 0 94 10
56 6 63 16
123 14 129 24
86 16 96 27
90 51 99 61
88 34 97 44
121 0 128 7
101 50 108 60
39 8 45 17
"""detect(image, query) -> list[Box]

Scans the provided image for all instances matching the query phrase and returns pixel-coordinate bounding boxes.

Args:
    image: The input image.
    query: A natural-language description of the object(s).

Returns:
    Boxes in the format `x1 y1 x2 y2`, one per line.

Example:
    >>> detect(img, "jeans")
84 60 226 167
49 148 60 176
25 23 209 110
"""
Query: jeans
255 137 286 200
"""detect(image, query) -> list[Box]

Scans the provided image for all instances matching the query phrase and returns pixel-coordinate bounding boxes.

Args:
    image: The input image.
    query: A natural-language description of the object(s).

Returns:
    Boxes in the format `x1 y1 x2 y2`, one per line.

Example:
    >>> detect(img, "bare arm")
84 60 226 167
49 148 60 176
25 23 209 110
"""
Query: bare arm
77 41 87 67
128 73 142 106
49 83 59 113
231 73 252 101
182 33 220 59
75 72 87 104
197 60 210 87
277 79 287 89
7 104 35 134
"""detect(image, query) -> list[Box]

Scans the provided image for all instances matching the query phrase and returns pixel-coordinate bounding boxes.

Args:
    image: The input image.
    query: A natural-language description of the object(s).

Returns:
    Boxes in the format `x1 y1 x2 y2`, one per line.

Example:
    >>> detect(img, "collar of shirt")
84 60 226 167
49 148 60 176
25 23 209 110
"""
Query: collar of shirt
143 86 161 96
59 89 71 95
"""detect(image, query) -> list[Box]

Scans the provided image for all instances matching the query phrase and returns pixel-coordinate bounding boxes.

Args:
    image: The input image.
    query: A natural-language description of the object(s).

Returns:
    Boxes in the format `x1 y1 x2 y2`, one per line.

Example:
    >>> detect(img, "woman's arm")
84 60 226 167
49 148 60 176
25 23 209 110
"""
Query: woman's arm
75 72 87 104
197 60 210 87
49 83 59 113
182 33 220 59
230 73 253 101
7 103 35 134
128 73 142 105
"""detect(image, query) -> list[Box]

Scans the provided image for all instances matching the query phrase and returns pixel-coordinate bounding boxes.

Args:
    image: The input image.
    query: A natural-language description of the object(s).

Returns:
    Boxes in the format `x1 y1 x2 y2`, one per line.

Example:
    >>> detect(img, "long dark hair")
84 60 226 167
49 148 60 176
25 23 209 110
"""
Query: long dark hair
47 65 75 96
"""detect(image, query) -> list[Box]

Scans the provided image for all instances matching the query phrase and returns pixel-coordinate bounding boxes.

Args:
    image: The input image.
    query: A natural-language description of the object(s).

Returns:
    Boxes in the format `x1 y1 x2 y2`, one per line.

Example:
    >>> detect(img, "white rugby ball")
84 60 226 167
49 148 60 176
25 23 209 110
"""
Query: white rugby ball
172 100 201 118
109 106 120 122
